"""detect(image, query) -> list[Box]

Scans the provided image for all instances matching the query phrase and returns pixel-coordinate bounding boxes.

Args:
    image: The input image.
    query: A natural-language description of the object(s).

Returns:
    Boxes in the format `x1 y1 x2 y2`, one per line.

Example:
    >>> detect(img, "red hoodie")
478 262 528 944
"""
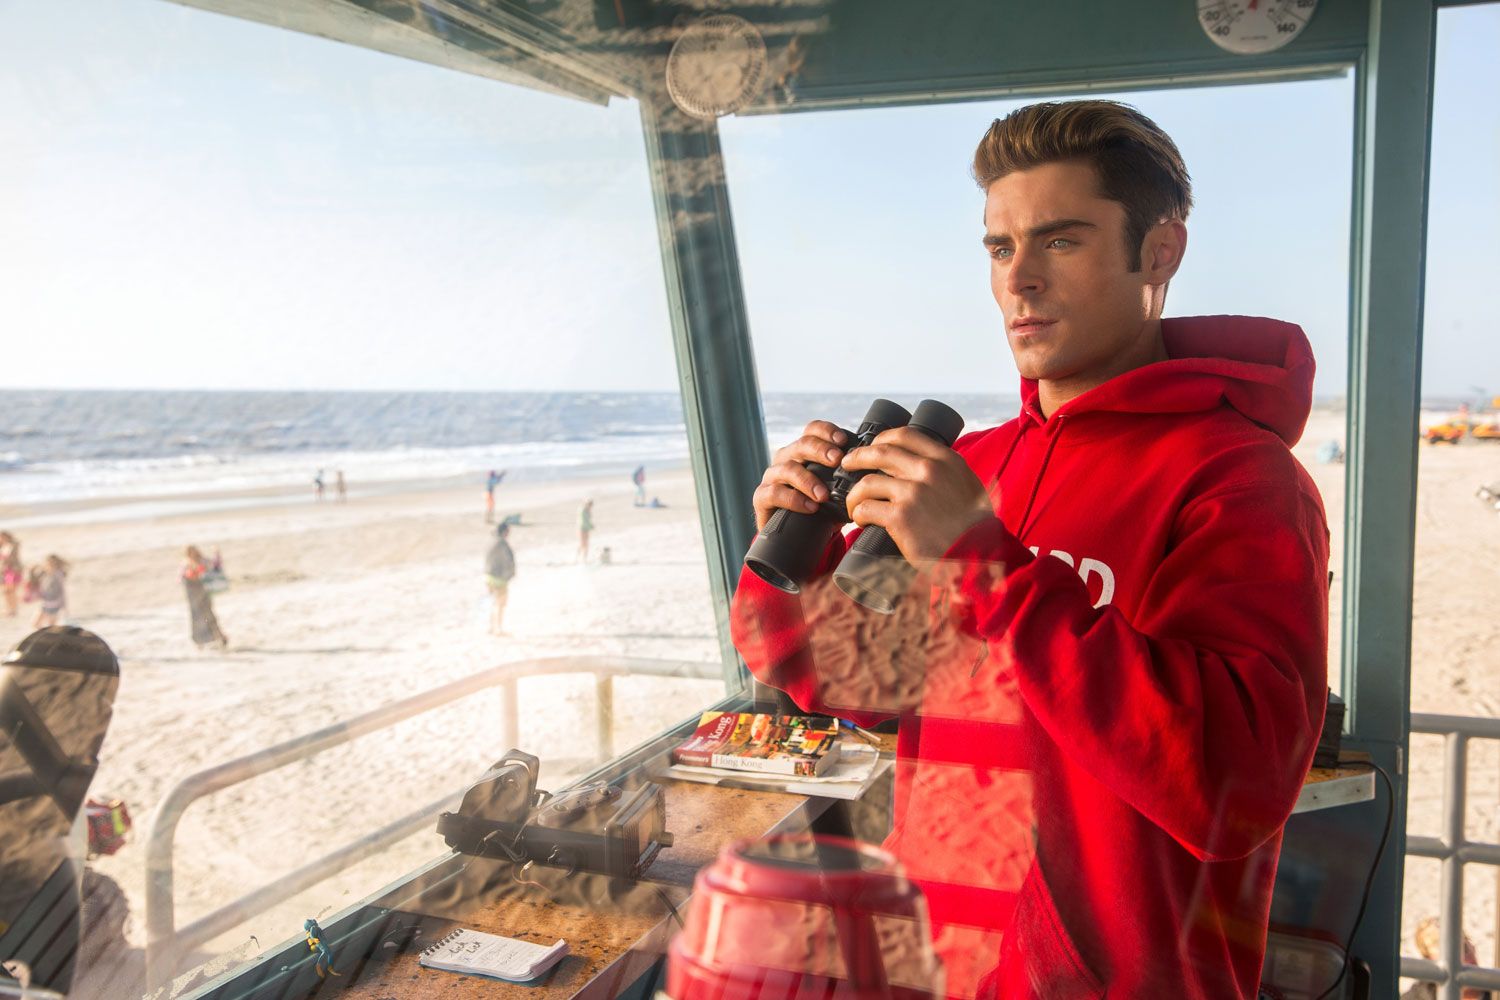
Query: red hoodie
729 316 1330 999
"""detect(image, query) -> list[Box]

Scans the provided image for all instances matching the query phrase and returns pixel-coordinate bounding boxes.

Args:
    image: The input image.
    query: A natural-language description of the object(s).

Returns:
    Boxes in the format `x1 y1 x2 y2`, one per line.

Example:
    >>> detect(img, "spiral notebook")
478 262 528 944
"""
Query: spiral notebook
418 927 568 982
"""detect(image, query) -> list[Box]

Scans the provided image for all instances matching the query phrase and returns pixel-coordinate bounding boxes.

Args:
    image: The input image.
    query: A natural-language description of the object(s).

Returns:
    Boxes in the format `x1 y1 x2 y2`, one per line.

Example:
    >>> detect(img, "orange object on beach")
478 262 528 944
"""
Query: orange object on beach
1468 422 1500 440
1423 422 1466 444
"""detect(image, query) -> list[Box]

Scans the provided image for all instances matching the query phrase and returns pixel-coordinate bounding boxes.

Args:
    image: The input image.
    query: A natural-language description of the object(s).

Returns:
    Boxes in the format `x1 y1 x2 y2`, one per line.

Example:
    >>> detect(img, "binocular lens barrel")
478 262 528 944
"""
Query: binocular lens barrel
852 397 914 438
832 399 965 614
743 400 911 594
744 483 842 593
907 398 965 448
743 398 964 614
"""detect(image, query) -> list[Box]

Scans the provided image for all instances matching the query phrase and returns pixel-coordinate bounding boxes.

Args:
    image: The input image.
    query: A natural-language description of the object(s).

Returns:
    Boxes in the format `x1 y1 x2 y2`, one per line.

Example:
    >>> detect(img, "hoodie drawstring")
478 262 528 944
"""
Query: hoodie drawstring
989 423 1028 501
1017 416 1066 541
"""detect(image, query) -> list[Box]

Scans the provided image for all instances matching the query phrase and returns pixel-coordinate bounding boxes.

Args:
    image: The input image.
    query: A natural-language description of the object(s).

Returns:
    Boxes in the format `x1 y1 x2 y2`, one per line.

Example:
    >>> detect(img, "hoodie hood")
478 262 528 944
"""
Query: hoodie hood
1017 315 1316 445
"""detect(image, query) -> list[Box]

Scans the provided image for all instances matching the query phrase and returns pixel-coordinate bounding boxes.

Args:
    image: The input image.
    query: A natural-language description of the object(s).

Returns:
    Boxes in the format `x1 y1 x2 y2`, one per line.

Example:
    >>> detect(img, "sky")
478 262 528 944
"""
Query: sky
0 1 1495 398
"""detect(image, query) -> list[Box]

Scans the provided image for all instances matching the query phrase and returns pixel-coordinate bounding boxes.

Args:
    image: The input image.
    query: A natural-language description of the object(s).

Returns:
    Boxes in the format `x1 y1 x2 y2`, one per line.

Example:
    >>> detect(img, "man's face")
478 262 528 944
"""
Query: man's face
983 160 1167 391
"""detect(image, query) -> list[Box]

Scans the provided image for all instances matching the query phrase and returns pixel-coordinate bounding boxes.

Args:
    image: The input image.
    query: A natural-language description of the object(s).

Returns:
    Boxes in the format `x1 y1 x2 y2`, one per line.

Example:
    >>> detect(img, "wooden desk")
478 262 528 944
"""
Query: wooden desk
199 737 1366 1000
319 779 835 1000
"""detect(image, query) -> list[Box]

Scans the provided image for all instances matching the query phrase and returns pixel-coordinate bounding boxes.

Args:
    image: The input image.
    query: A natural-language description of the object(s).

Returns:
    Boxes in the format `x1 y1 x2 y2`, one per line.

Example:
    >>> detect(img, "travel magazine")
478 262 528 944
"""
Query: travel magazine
670 712 841 777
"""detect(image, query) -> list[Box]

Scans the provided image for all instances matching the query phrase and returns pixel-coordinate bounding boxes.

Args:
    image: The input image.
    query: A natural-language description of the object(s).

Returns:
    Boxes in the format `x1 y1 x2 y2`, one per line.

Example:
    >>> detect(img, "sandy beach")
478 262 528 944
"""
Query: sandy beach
3 406 1498 995
1 467 725 996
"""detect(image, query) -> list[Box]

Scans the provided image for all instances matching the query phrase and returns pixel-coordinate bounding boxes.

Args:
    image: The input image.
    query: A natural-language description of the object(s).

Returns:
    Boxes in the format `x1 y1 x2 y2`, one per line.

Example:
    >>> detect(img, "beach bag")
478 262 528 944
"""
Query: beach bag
202 568 229 594
85 797 133 858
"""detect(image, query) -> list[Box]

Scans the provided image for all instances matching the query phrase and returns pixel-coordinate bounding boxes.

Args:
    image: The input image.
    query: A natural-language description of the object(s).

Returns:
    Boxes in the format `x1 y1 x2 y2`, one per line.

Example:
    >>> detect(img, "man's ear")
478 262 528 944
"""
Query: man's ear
1143 219 1188 285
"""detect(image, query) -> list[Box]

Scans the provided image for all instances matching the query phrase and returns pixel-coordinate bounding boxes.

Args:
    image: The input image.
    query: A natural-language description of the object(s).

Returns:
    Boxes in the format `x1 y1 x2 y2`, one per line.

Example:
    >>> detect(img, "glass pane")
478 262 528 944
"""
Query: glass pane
0 2 726 994
724 77 1353 690
723 78 1354 999
1404 1 1500 980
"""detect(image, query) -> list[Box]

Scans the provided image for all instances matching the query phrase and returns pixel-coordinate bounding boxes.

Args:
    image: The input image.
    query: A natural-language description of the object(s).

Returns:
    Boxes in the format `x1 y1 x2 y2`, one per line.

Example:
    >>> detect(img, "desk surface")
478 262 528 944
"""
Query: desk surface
334 779 814 1000
262 743 1374 1000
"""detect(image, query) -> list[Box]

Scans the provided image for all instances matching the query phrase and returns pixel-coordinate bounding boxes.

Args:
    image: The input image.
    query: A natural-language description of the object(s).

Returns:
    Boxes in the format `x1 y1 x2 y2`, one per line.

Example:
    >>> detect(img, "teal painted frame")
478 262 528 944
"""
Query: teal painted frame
652 10 1437 997
638 100 770 689
1338 1 1437 992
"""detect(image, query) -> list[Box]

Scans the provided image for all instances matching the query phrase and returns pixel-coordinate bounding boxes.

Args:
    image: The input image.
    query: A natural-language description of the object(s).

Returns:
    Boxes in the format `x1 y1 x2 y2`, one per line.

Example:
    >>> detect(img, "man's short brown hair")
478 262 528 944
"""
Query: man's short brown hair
973 100 1193 272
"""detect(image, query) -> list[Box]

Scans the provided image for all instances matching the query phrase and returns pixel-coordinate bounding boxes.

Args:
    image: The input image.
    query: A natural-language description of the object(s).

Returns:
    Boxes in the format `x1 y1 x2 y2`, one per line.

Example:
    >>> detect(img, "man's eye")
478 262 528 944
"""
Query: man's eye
1047 238 1074 249
987 245 1013 259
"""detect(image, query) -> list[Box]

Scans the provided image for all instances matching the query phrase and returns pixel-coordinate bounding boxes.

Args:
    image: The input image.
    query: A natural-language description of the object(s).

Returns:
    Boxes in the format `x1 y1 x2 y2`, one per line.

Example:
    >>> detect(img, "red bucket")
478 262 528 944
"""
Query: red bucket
665 834 944 1000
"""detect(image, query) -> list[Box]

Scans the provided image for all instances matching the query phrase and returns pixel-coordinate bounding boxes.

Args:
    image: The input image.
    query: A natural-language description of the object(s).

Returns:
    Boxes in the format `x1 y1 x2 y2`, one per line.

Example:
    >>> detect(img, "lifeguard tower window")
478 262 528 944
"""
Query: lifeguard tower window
0 1 726 992
1402 0 1500 980
719 75 1355 693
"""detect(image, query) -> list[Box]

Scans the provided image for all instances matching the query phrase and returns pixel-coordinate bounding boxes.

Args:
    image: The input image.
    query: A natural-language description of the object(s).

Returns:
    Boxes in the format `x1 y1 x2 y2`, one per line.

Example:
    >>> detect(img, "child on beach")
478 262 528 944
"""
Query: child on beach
31 555 69 628
0 532 21 617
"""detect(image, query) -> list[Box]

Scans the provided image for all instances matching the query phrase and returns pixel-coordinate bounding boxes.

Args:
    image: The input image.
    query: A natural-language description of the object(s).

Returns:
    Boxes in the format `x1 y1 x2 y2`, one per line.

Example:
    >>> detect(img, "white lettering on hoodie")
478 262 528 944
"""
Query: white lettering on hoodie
1028 546 1117 608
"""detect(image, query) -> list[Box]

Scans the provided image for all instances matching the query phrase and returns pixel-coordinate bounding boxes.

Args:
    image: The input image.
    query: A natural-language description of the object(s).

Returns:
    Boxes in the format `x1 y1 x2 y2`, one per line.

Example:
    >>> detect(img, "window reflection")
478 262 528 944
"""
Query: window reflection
721 76 1355 692
0 2 724 994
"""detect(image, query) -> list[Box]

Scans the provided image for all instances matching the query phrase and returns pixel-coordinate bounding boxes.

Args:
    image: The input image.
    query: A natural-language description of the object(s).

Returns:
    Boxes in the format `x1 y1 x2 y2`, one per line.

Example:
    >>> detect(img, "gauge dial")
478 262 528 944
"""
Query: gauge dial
665 14 768 120
1198 0 1317 54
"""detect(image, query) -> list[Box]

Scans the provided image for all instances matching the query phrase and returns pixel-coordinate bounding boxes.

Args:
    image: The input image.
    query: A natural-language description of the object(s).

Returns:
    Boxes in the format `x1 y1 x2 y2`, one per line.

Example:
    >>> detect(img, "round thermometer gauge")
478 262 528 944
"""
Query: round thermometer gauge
665 14 768 120
1197 0 1318 55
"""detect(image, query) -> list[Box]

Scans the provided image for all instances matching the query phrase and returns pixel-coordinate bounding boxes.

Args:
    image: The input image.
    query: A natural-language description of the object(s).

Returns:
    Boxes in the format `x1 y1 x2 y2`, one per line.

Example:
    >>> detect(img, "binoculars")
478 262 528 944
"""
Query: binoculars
745 398 964 614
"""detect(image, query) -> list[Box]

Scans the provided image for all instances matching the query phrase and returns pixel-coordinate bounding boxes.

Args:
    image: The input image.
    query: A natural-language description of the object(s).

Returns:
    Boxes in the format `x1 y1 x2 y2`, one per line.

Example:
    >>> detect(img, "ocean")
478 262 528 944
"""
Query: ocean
0 389 1024 522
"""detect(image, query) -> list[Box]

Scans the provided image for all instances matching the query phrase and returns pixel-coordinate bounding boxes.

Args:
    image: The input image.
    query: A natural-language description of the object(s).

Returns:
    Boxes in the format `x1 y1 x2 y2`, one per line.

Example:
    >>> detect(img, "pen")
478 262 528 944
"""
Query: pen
838 719 881 744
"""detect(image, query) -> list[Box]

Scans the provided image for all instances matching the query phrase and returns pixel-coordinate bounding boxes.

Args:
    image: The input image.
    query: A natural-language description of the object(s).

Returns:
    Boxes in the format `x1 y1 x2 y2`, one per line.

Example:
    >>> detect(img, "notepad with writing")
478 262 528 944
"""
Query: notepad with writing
418 927 568 982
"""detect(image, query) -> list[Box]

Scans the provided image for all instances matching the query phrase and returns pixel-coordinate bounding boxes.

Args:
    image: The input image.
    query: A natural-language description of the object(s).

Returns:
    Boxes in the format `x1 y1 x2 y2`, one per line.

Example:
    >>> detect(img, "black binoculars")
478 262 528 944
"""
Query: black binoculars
744 398 964 614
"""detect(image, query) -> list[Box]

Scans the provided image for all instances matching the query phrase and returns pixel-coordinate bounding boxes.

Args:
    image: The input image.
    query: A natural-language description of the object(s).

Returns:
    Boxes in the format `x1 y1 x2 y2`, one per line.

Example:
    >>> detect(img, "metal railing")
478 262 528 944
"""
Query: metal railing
1400 712 1500 999
143 655 721 992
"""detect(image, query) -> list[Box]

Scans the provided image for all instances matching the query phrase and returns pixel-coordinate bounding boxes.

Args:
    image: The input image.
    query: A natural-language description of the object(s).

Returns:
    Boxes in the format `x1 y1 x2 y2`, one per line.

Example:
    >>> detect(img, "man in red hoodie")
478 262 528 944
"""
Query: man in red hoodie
730 100 1329 998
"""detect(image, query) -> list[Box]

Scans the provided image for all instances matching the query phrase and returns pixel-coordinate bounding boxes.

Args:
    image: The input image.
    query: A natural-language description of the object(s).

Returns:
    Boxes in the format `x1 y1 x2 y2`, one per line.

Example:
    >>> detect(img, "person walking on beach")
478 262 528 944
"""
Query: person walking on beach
484 469 505 523
485 523 516 635
31 555 69 628
313 469 325 503
631 465 647 506
181 546 228 650
0 532 22 617
335 470 347 503
576 499 594 563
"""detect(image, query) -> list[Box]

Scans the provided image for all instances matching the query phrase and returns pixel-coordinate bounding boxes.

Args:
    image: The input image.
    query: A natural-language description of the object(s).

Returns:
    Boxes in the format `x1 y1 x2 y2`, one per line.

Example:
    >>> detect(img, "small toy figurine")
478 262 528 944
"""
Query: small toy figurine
303 919 339 978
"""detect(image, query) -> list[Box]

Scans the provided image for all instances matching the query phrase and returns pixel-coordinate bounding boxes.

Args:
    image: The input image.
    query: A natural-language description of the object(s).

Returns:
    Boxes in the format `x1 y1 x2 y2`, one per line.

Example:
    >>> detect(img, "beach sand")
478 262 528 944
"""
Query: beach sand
3 406 1498 995
1 469 725 996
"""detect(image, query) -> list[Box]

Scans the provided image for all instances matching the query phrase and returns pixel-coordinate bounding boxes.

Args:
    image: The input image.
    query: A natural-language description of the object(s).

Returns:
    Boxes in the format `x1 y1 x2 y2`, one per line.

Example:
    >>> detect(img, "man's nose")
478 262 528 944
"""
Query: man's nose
1005 246 1045 297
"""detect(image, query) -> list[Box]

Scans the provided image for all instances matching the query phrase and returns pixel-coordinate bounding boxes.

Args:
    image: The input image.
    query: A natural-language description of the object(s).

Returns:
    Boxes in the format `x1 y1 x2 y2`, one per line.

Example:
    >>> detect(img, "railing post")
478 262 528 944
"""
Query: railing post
145 785 190 991
139 657 721 992
1403 715 1500 993
1440 732 1467 1000
500 676 519 751
597 674 614 761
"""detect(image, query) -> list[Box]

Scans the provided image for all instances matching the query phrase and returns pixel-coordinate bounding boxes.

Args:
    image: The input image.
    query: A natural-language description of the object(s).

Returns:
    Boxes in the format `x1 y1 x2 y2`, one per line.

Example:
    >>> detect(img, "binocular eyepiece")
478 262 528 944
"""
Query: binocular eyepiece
745 398 964 614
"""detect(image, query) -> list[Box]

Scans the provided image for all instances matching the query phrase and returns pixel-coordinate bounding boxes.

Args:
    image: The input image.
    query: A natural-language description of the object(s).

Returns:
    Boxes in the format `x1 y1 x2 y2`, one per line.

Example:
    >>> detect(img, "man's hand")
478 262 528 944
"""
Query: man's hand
839 427 993 561
752 420 848 532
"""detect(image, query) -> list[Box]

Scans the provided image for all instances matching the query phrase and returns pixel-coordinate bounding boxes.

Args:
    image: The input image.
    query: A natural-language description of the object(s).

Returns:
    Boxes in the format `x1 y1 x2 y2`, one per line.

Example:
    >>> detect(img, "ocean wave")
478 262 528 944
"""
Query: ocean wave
0 436 693 507
0 389 1026 510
